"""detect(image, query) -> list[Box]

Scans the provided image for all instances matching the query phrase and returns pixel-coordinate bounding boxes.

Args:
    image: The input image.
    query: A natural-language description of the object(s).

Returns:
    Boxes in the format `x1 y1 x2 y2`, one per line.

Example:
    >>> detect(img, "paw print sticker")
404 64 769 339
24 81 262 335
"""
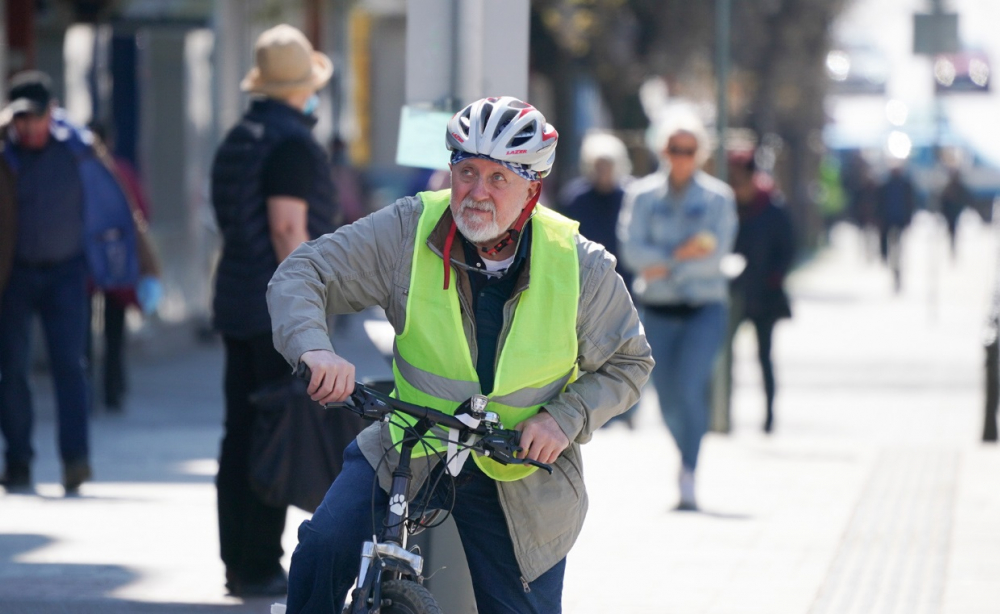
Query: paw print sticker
389 494 407 517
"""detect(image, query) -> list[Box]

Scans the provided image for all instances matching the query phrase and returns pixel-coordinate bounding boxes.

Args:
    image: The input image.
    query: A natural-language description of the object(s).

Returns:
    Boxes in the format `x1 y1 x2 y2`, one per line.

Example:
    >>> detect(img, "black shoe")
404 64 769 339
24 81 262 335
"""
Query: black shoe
62 460 92 494
230 569 288 597
1 463 31 492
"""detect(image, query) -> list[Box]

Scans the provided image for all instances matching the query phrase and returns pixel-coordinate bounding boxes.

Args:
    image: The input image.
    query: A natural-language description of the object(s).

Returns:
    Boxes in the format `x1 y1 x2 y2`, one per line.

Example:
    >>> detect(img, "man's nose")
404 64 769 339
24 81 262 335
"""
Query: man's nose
469 176 490 200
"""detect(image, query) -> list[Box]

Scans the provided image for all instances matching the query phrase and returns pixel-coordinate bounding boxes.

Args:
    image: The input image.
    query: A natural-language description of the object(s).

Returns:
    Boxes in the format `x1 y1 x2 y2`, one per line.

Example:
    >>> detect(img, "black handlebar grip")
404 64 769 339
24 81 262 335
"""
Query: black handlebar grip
295 363 312 381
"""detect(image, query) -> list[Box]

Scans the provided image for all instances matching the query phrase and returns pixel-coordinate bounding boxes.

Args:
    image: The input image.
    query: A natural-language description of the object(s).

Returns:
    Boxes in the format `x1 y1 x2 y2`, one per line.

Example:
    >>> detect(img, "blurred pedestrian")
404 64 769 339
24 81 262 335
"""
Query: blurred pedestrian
619 111 737 511
209 24 338 597
87 122 162 412
855 166 880 262
560 131 638 428
726 151 794 434
0 70 149 494
939 168 973 260
561 131 634 288
875 164 916 292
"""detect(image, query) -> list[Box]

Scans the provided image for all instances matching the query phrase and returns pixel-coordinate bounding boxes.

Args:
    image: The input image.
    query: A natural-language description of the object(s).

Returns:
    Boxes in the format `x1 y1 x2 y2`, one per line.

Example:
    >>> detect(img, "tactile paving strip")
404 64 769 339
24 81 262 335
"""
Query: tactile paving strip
809 448 959 614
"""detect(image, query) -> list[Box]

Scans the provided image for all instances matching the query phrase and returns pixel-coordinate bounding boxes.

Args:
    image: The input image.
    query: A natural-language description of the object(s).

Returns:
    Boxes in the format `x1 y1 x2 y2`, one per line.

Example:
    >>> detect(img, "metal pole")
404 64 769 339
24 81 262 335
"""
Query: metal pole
0 0 7 100
709 0 732 435
929 0 944 321
715 0 730 182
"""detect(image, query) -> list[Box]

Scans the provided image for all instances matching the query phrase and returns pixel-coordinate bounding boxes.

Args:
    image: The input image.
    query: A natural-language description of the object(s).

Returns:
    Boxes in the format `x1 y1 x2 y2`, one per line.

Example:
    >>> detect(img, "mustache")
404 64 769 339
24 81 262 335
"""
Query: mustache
460 197 496 213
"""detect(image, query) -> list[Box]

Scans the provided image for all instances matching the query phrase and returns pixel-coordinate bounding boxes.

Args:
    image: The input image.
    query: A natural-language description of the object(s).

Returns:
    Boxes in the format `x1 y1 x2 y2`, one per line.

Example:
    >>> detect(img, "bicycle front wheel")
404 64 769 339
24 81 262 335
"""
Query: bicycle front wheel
376 580 443 614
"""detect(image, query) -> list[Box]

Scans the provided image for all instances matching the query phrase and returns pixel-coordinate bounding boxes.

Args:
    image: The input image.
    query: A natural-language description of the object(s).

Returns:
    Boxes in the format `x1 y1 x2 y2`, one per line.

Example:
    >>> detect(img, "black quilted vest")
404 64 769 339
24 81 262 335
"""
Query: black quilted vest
210 99 336 337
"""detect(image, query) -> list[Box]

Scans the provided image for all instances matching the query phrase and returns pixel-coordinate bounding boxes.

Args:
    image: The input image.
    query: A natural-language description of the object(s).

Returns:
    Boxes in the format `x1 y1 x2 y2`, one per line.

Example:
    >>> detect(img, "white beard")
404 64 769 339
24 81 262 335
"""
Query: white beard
454 197 505 244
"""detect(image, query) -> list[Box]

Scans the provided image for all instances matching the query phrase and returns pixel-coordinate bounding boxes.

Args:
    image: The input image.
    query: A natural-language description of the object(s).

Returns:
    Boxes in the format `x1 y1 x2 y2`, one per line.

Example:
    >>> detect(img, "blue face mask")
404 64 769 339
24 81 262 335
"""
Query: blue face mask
303 94 320 116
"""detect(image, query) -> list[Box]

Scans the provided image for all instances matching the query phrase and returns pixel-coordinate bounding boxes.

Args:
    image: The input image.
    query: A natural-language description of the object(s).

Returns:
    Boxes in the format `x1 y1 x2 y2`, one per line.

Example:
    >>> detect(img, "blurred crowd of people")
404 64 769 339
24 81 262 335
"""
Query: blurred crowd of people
840 150 981 292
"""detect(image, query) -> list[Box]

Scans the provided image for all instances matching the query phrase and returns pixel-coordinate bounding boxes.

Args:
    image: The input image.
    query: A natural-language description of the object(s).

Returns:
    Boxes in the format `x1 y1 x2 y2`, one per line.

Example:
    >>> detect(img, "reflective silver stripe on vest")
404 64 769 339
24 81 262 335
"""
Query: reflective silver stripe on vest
393 343 480 402
490 369 574 408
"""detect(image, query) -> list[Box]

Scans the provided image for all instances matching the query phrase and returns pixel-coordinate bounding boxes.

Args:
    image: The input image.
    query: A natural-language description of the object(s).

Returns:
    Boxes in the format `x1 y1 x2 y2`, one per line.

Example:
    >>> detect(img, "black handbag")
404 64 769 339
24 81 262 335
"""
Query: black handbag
248 376 367 513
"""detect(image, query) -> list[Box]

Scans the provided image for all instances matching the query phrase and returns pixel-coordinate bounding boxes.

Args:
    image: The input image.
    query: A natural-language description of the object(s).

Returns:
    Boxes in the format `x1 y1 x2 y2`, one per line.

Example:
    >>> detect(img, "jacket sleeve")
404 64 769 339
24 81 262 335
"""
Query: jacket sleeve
267 199 415 365
618 178 670 274
668 189 738 283
99 148 161 278
96 146 161 278
542 240 654 444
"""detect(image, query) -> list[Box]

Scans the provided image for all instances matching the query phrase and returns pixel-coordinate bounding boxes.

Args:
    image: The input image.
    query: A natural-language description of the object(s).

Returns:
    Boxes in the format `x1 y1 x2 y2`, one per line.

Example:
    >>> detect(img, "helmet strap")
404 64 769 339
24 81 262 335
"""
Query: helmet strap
442 220 459 290
480 186 542 257
442 183 542 289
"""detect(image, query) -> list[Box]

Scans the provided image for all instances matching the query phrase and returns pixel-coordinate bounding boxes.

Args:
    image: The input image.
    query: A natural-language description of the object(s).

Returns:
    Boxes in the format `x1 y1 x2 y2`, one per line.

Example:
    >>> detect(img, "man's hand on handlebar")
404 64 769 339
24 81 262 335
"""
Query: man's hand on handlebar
299 349 356 404
515 410 569 465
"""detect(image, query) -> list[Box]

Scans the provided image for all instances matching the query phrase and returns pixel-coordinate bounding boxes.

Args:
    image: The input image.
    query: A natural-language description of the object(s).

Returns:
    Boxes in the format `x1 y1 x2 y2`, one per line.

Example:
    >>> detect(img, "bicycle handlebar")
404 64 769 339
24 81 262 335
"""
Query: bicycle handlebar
296 364 552 474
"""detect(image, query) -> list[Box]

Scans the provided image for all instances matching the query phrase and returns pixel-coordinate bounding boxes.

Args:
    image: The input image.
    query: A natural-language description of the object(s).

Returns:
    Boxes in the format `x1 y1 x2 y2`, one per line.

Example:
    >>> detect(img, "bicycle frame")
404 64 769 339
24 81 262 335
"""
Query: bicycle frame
291 371 551 614
349 415 433 613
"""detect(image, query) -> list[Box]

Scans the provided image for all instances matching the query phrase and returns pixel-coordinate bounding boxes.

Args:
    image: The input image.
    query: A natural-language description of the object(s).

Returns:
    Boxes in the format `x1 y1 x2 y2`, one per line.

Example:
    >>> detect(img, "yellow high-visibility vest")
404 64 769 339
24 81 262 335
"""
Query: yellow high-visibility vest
391 189 579 481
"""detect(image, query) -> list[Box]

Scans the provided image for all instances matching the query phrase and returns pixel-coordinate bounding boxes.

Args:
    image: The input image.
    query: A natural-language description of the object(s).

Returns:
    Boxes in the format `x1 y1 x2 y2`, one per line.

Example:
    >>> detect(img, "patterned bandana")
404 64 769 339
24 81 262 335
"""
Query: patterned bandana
449 151 539 181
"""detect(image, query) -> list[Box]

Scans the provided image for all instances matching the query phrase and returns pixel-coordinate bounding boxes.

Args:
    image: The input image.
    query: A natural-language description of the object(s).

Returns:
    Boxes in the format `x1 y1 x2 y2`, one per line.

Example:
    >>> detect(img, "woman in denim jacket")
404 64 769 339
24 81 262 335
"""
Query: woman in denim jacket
618 110 737 510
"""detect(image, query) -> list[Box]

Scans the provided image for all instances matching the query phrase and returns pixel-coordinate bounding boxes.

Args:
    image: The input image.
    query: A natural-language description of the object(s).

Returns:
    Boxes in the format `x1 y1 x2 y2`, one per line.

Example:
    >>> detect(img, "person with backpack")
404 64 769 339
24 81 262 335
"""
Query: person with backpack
0 70 157 494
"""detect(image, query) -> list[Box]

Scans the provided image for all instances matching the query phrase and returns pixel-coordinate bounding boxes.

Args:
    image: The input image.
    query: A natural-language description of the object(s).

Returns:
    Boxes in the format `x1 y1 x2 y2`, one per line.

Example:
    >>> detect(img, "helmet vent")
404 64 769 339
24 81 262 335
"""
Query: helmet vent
457 108 473 137
494 109 519 140
509 125 536 147
478 103 494 135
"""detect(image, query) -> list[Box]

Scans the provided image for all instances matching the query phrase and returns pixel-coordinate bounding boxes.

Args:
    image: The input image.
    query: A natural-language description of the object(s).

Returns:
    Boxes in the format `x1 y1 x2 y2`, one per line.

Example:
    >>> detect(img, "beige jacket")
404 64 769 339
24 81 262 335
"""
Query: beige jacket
267 193 653 582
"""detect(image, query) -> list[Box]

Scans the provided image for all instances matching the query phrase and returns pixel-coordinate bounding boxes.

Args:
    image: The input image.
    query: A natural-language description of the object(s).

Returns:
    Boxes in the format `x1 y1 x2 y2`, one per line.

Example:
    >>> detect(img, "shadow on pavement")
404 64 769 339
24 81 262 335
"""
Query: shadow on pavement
0 534 271 613
0 601 277 613
671 509 754 520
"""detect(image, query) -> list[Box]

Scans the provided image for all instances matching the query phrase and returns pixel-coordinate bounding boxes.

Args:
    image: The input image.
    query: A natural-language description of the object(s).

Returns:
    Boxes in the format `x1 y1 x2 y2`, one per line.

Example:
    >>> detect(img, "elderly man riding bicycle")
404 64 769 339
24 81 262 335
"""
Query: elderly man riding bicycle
267 96 653 614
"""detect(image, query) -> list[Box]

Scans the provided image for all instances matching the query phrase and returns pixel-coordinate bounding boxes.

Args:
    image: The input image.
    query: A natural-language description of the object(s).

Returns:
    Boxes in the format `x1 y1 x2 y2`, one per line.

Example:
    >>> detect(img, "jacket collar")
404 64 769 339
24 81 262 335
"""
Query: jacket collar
248 97 318 128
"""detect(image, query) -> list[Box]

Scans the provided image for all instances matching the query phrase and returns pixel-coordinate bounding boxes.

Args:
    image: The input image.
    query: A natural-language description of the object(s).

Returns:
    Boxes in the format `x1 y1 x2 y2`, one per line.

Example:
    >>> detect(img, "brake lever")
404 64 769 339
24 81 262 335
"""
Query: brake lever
523 458 554 474
479 433 553 474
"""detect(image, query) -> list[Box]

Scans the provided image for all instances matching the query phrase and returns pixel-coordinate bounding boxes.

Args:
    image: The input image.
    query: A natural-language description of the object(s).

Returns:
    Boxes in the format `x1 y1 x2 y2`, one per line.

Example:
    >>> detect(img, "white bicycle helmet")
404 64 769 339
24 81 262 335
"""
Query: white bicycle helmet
446 96 558 178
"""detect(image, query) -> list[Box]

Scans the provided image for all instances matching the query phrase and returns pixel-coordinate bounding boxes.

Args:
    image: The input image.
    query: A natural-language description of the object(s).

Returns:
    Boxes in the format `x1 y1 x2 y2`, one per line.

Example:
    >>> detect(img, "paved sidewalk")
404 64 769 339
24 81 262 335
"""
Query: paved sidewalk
1 211 998 613
566 212 1000 614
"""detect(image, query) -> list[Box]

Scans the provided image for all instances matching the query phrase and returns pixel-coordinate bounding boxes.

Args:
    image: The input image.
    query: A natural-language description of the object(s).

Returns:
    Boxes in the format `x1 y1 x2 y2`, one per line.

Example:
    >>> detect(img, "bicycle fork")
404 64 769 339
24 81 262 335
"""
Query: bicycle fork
351 420 430 612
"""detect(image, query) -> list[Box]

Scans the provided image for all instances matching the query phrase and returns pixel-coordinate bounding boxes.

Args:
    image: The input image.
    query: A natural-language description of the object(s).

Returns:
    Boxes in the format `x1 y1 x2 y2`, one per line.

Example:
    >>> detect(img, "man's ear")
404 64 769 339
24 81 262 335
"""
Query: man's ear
528 180 542 200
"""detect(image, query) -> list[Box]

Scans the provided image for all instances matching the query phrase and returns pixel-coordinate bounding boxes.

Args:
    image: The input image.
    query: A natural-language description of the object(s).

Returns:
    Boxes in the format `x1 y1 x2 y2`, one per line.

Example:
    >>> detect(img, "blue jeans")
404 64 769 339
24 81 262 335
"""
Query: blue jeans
286 441 566 614
644 302 727 471
0 257 91 466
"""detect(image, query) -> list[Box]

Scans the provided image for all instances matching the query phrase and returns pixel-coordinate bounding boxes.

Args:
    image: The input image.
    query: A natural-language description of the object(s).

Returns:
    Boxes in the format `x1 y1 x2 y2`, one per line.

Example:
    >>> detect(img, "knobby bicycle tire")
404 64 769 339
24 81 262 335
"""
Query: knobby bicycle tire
347 579 443 614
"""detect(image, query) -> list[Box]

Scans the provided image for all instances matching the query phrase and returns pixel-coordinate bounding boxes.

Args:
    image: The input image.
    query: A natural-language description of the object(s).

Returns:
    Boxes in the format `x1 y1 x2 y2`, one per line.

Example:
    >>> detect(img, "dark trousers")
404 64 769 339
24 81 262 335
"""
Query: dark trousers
102 300 127 407
739 316 777 419
287 441 567 614
725 293 780 430
86 298 127 408
0 257 91 467
218 333 290 582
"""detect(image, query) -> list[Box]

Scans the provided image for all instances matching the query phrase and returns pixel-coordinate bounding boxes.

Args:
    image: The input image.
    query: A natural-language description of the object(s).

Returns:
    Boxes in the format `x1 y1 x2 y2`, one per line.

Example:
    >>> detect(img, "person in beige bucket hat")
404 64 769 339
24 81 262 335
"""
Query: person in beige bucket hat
210 23 341 598
241 24 333 96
